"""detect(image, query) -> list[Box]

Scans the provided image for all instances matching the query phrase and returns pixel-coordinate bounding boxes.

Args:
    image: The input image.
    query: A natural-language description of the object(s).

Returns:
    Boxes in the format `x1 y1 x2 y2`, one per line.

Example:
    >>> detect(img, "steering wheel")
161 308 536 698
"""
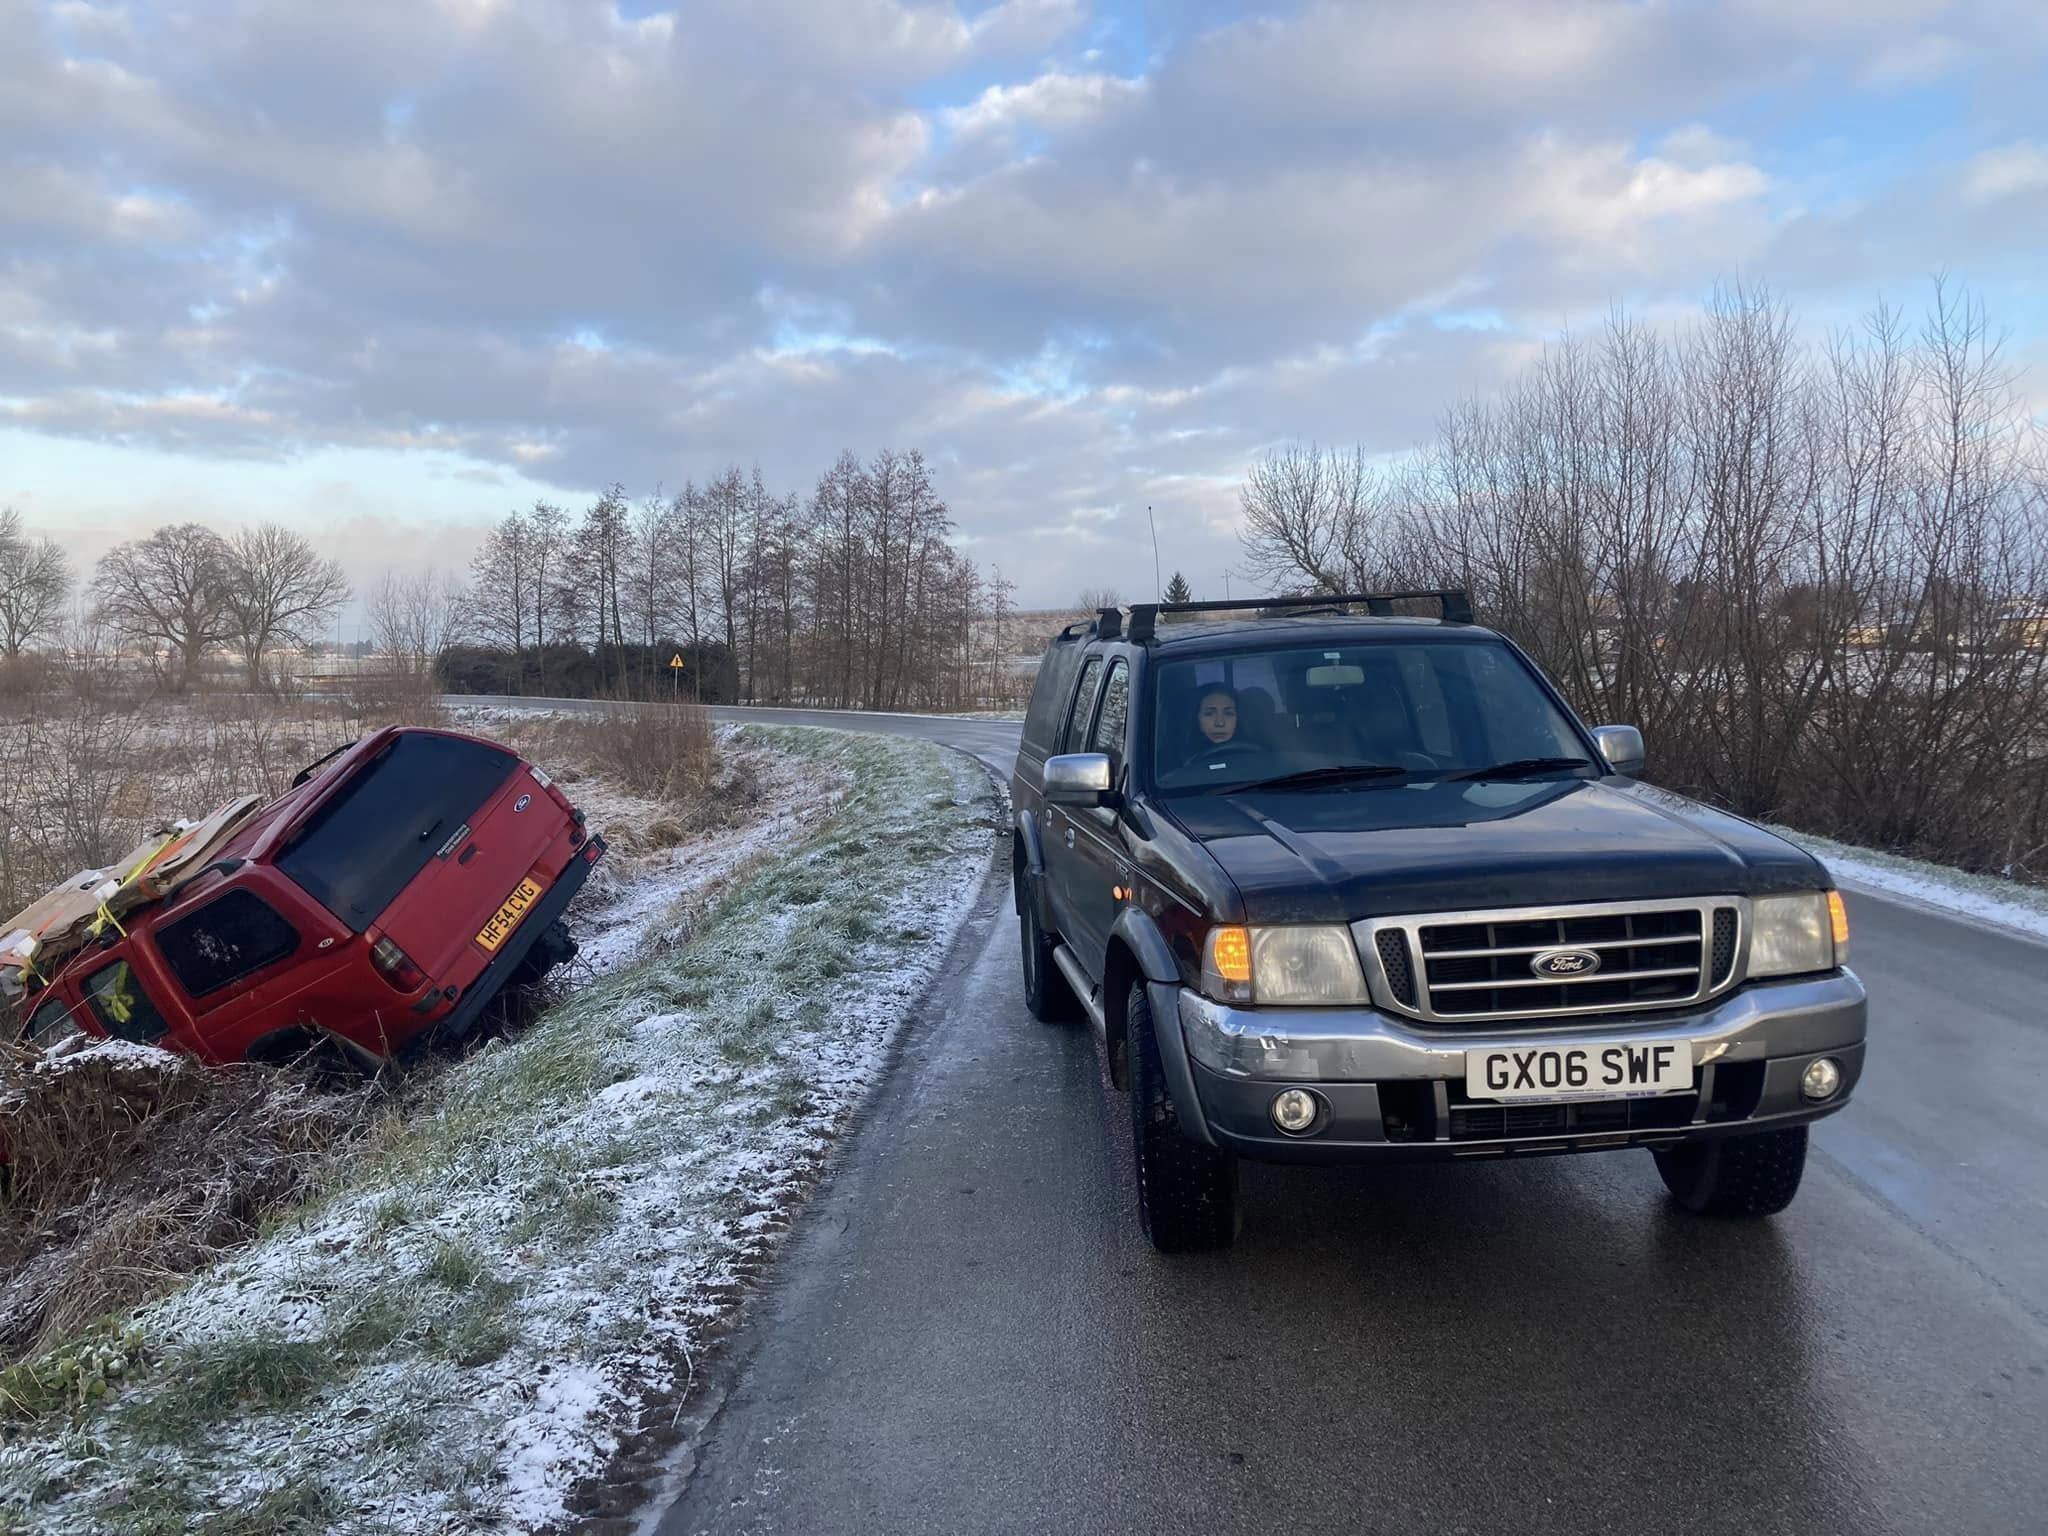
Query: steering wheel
1194 739 1262 763
1395 750 1441 772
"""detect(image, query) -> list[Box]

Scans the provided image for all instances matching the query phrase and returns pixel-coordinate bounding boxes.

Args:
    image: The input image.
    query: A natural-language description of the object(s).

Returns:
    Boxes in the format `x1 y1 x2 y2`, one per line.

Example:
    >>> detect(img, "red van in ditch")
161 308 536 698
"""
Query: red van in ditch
18 726 605 1065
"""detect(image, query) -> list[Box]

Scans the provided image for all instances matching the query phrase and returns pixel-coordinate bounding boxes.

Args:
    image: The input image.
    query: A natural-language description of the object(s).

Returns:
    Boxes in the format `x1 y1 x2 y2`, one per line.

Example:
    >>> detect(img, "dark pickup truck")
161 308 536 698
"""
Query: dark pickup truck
1010 591 1866 1252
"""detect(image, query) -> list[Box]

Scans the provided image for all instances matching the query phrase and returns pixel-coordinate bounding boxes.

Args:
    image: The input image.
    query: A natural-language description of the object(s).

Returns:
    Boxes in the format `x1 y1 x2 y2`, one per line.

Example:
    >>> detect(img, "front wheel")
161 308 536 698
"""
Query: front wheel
1019 891 1080 1024
1128 984 1238 1252
1653 1125 1809 1217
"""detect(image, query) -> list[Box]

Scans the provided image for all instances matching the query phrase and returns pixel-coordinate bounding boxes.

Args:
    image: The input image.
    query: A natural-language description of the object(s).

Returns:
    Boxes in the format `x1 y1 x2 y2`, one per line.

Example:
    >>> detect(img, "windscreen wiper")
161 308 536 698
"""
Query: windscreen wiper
1446 756 1596 781
1216 763 1409 793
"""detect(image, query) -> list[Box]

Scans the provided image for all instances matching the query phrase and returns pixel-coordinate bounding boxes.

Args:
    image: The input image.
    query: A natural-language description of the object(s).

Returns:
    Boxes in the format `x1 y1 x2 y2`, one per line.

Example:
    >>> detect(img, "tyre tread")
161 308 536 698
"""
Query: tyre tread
1655 1125 1808 1217
1128 986 1237 1252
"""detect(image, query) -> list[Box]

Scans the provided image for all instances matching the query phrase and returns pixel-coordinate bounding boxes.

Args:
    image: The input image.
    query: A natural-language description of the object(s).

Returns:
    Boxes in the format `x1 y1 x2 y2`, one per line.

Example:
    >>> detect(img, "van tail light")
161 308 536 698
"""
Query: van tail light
370 935 426 991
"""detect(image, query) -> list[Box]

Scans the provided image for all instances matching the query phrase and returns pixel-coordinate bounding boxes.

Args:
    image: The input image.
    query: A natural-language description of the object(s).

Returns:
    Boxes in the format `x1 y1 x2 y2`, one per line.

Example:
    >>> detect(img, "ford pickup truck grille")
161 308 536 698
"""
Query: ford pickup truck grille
1354 898 1746 1024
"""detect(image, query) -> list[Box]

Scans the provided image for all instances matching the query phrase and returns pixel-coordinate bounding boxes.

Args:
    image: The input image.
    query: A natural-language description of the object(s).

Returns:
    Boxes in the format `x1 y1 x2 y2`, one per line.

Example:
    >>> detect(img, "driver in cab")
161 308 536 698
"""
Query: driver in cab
1197 688 1239 751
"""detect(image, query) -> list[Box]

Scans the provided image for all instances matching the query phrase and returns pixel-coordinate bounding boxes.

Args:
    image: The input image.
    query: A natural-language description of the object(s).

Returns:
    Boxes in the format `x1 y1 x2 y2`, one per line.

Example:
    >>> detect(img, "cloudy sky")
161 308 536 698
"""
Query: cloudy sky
4 0 2046 613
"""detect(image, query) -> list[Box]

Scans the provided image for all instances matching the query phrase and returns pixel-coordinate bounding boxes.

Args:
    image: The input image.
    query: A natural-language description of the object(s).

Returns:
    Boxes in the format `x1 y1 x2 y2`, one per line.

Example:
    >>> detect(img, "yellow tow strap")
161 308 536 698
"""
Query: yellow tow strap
84 829 180 942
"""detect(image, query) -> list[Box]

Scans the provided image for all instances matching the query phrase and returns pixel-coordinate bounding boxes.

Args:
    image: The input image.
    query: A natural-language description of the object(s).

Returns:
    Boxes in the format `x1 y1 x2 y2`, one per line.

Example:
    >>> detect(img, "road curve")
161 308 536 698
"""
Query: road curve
451 699 2048 1533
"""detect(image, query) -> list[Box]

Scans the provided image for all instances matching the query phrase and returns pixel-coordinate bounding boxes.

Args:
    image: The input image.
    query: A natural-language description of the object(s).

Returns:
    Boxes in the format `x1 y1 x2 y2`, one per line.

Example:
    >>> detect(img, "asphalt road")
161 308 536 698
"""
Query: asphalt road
462 701 2048 1533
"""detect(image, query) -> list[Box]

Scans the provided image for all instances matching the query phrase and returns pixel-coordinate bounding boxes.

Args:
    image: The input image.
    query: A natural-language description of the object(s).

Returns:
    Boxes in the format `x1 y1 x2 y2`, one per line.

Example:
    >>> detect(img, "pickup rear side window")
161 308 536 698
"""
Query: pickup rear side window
82 958 170 1044
1062 657 1104 752
1090 661 1130 770
154 889 301 998
277 734 517 930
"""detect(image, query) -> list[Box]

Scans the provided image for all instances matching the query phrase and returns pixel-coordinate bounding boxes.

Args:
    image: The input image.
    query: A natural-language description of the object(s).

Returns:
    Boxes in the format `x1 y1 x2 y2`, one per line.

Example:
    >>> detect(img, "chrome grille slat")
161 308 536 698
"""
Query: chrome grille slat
1422 934 1704 959
1428 965 1701 993
1353 898 1748 1026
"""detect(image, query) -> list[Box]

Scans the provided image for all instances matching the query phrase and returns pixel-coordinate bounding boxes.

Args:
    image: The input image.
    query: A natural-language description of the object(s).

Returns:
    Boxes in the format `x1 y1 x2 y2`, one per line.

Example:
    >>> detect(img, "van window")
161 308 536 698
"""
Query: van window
277 733 516 929
82 958 170 1044
154 889 301 998
24 992 80 1048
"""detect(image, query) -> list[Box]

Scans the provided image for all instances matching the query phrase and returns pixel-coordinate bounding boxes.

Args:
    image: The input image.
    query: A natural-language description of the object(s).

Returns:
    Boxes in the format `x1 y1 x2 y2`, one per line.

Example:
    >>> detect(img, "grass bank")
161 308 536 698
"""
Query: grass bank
0 727 998 1535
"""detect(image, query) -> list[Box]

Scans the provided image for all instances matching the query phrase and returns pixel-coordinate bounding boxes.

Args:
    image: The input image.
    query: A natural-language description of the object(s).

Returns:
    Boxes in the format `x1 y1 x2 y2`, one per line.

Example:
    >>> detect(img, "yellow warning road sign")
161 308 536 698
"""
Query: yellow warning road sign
668 653 685 669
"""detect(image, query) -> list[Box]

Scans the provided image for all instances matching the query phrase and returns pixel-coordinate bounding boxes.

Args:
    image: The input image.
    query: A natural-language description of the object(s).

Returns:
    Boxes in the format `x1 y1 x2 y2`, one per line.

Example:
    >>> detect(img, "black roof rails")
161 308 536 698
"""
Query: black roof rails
1124 589 1473 642
1055 606 1130 643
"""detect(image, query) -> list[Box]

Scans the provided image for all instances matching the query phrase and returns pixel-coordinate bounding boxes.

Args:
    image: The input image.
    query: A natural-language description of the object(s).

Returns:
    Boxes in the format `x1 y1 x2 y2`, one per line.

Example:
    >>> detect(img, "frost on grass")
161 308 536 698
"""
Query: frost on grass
0 728 996 1535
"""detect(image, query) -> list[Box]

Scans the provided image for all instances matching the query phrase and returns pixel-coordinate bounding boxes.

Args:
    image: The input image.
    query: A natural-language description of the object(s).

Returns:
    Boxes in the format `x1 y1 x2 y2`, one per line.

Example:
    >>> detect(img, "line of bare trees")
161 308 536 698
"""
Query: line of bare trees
71 521 352 691
1240 281 2048 882
455 448 1018 709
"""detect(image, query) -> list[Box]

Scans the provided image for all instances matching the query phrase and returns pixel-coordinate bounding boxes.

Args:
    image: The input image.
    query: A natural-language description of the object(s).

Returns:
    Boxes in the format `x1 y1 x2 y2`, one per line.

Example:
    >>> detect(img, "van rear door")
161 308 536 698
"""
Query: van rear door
275 732 526 979
374 758 569 981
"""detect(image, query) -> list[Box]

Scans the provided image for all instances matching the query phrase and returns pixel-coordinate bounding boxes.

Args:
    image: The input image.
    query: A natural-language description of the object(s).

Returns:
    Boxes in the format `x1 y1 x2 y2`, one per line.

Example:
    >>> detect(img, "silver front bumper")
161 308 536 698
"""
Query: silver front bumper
1178 969 1867 1082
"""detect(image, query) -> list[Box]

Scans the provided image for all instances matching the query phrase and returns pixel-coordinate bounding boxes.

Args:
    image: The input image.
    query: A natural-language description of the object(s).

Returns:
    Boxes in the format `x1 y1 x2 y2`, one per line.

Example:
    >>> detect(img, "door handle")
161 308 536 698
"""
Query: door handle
1064 826 1076 849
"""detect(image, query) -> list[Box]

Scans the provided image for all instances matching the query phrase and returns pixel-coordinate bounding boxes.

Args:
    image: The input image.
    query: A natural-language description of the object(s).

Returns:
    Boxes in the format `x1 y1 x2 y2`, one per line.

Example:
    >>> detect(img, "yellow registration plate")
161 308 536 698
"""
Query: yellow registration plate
476 877 544 952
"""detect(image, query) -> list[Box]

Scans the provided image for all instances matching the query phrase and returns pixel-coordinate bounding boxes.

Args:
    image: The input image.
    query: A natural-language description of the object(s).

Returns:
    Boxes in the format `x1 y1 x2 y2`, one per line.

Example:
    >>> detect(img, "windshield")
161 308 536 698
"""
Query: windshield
1150 640 1593 794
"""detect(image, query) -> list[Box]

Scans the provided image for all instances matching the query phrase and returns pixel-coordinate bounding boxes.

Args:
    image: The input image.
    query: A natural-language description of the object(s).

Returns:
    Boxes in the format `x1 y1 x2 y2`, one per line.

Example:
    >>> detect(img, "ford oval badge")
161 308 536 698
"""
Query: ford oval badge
1531 947 1601 978
513 793 531 813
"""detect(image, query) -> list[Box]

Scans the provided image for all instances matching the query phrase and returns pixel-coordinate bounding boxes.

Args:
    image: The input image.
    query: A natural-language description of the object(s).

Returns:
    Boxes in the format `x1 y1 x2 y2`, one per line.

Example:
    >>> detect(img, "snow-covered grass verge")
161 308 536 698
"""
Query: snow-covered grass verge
1773 825 2048 944
0 727 998 1535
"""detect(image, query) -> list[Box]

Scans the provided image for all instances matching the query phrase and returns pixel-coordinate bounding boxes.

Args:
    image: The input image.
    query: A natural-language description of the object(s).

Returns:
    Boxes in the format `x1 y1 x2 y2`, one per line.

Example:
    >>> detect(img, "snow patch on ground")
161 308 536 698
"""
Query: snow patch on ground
561 731 849 978
0 726 998 1534
1776 826 2048 943
30 1038 184 1074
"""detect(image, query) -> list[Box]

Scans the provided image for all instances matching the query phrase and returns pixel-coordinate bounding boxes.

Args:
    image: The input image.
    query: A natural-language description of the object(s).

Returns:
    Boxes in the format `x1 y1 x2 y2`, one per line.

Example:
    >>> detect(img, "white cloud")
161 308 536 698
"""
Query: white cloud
1960 141 2048 205
1861 33 1965 85
943 71 1145 141
0 0 2042 605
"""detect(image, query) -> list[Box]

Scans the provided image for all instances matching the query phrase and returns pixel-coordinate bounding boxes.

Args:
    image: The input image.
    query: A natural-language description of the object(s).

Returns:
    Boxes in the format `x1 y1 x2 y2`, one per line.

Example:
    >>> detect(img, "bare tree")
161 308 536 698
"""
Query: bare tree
1076 586 1123 612
467 510 535 666
368 568 466 679
527 501 569 694
1238 278 2048 883
1236 443 1399 594
0 508 72 660
222 522 350 688
90 522 234 690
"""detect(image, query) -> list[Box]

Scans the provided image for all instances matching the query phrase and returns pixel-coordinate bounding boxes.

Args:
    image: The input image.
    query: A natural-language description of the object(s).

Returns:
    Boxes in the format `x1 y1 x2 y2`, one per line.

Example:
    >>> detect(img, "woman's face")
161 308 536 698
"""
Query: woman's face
1199 692 1238 745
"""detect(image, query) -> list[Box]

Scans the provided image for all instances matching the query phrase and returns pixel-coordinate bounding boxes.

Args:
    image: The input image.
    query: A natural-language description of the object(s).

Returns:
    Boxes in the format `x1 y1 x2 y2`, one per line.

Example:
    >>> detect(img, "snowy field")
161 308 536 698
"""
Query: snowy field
0 726 999 1534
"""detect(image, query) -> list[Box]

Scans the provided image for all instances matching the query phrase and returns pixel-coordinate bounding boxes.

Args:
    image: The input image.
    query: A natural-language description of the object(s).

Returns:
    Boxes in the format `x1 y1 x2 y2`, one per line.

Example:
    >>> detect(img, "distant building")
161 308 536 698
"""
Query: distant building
2000 601 2048 648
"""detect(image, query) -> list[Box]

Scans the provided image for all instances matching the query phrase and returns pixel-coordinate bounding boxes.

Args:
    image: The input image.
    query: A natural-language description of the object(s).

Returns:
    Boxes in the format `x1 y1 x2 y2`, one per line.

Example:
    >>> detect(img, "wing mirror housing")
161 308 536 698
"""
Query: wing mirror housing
1592 725 1645 777
1044 752 1114 808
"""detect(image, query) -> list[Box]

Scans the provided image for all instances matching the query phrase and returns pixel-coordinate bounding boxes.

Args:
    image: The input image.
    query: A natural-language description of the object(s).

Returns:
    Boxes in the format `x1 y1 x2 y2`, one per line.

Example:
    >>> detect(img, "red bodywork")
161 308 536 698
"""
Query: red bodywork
21 726 604 1065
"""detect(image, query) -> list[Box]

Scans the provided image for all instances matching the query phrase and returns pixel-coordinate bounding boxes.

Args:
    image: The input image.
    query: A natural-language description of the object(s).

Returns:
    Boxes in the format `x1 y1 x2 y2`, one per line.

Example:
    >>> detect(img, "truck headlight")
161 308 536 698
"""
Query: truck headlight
1203 925 1368 1005
1748 893 1839 978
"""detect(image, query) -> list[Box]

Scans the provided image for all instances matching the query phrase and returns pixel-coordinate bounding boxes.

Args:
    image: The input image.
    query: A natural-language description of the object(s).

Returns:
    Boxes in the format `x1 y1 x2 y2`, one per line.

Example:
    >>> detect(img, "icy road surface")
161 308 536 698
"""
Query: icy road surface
458 700 2048 1535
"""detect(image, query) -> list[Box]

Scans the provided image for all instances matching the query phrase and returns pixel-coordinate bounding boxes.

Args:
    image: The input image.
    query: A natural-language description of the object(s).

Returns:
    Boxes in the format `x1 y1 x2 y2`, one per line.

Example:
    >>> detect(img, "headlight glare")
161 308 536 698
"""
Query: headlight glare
1248 925 1369 1005
1749 893 1835 978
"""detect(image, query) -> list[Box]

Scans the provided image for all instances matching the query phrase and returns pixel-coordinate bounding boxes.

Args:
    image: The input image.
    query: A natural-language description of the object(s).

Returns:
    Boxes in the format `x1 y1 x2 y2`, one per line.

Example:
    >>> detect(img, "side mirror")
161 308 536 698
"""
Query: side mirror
1592 725 1645 777
1044 752 1113 808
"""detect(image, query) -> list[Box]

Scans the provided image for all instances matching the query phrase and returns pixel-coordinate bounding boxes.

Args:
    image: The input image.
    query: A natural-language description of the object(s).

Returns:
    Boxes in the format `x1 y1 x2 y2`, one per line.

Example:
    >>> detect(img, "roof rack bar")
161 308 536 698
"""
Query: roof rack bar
1124 588 1473 641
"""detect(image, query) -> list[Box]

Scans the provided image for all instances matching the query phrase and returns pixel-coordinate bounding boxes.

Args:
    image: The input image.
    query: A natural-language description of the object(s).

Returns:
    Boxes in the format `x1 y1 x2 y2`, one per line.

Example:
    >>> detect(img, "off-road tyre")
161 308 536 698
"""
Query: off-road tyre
1128 983 1238 1252
511 919 578 989
1018 887 1080 1023
1653 1125 1809 1217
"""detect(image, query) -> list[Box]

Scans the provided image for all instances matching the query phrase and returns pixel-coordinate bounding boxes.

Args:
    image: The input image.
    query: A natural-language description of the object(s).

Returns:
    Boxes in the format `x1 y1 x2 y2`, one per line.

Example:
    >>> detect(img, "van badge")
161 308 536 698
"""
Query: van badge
435 823 471 859
1531 947 1601 978
513 794 531 813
